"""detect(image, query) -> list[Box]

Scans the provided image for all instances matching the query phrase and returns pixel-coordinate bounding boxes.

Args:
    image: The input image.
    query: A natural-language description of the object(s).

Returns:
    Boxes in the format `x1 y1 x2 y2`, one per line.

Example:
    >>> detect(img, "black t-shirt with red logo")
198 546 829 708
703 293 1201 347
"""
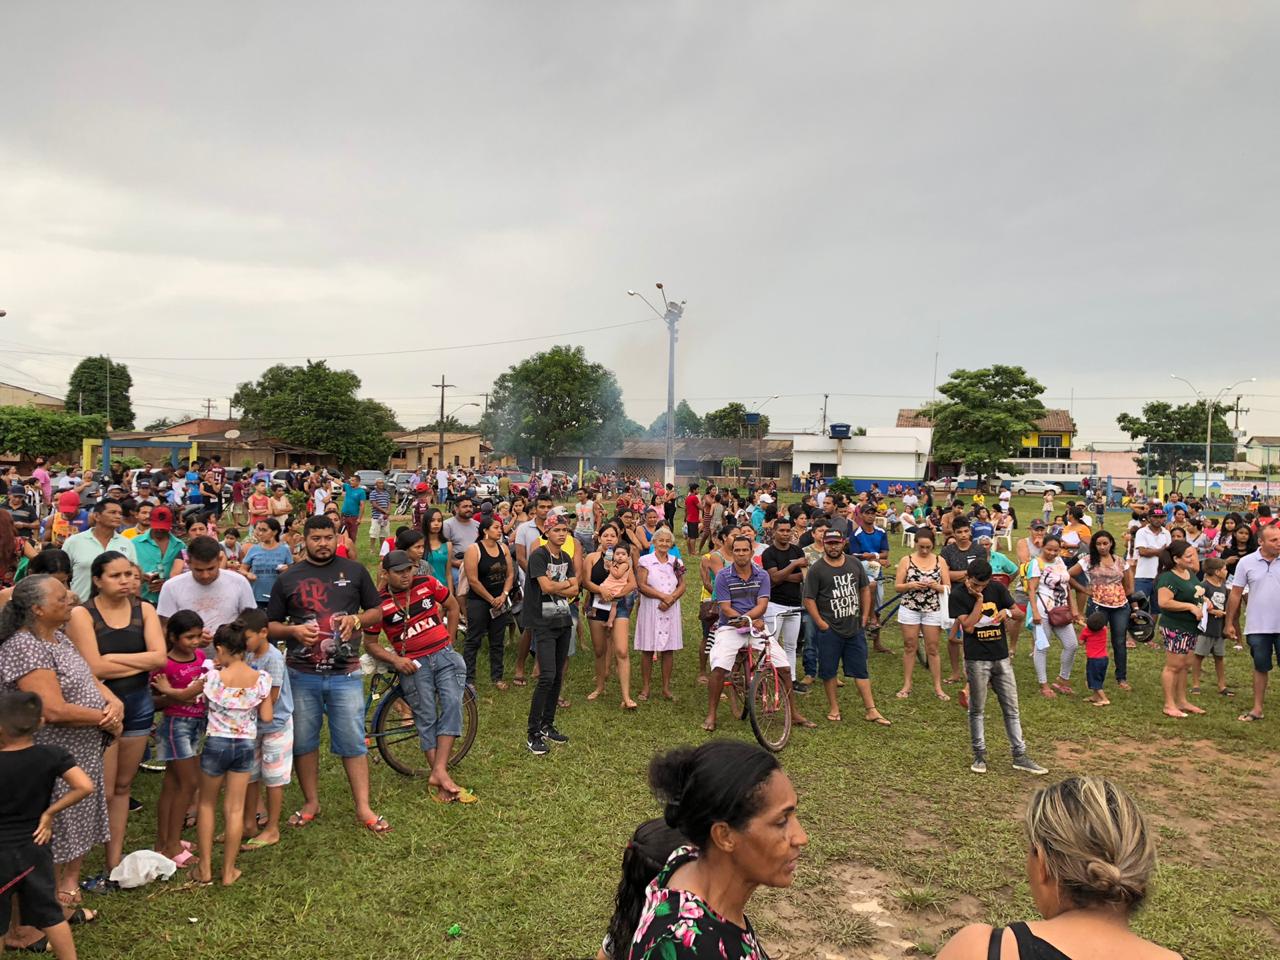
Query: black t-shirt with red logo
267 556 380 674
366 575 451 659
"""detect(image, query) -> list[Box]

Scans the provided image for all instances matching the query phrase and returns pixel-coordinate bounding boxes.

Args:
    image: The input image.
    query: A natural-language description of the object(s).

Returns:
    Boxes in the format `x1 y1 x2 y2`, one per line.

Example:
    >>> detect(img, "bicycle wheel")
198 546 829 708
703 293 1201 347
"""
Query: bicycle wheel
373 688 428 777
449 685 478 767
748 667 791 752
725 656 749 720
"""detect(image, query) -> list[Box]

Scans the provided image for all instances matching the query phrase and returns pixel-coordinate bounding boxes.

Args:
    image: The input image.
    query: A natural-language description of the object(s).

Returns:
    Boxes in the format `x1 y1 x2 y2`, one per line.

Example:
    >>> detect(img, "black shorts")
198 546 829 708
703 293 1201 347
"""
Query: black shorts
686 520 700 538
0 843 62 931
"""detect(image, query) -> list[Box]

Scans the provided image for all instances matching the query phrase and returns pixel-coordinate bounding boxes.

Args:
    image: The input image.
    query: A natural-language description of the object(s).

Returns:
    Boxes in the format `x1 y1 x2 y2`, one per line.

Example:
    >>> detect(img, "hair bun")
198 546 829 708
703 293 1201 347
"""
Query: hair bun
1084 859 1130 901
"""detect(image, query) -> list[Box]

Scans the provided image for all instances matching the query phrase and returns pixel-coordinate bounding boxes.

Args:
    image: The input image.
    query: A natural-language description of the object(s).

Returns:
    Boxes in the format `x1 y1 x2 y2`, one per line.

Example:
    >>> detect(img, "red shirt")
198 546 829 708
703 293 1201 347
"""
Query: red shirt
685 493 700 524
1080 626 1108 660
368 575 451 659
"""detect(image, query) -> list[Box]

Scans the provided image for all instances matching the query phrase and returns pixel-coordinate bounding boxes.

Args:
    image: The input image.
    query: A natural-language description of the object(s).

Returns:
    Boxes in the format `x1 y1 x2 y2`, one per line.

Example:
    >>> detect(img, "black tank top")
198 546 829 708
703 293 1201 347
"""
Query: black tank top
475 542 508 596
89 599 148 697
591 547 619 587
987 923 1072 960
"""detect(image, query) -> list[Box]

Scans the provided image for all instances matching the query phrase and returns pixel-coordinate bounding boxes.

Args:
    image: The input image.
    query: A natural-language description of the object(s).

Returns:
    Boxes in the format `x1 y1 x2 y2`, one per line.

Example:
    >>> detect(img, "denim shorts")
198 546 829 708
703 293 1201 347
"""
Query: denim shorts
1086 656 1108 691
118 684 157 738
1248 633 1280 673
589 591 635 622
816 627 868 681
289 668 367 757
201 735 256 776
399 648 466 748
154 714 206 762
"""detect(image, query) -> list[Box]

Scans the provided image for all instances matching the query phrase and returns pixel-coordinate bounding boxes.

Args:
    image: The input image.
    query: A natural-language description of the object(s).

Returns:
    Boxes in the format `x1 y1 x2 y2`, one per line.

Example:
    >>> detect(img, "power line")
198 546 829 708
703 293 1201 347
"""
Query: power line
0 317 654 363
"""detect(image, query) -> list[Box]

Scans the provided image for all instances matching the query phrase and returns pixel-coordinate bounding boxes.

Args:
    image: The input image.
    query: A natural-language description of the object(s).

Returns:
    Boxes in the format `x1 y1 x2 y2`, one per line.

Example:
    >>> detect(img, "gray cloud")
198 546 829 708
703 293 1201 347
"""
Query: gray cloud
1 1 1277 437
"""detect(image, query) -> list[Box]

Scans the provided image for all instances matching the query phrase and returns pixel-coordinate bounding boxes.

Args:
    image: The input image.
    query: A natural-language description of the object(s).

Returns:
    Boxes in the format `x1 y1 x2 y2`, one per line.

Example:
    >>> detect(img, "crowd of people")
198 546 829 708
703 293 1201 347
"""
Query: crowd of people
1 455 1271 958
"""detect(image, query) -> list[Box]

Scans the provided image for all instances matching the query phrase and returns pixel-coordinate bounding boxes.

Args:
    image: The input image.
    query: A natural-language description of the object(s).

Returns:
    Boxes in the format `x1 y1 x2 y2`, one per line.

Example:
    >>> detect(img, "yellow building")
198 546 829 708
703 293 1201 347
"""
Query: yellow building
897 408 1076 460
389 432 493 471
0 381 64 412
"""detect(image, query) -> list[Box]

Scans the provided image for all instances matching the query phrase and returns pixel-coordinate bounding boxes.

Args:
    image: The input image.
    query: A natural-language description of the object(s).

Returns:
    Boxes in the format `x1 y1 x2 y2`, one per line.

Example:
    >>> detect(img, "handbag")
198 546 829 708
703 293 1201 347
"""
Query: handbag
1046 605 1074 627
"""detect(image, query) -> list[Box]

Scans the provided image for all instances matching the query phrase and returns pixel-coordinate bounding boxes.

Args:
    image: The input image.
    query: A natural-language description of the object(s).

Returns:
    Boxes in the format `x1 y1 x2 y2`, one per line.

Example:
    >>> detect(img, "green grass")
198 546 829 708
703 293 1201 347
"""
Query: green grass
76 496 1280 960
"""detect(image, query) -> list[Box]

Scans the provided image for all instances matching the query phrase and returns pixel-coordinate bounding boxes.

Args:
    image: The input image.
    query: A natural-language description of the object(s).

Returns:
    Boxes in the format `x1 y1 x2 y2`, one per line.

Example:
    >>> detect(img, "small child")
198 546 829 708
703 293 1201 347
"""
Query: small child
0 690 94 960
150 611 208 865
221 528 243 566
1081 610 1111 706
1192 557 1232 697
597 551 634 628
239 607 293 852
193 619 272 886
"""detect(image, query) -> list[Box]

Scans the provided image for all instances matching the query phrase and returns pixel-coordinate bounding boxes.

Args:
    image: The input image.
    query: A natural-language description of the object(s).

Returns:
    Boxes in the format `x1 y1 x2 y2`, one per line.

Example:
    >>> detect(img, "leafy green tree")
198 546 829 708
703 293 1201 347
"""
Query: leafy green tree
232 361 401 468
65 356 134 429
1116 401 1234 491
412 415 480 435
646 400 704 438
921 365 1046 479
703 403 769 438
480 345 637 460
0 407 106 457
720 456 742 476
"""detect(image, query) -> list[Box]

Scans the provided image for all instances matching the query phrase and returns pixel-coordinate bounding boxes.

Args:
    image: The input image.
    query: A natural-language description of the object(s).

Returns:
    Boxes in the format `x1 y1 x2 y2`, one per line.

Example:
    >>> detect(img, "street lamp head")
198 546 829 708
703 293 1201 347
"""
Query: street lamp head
627 290 636 296
655 283 663 290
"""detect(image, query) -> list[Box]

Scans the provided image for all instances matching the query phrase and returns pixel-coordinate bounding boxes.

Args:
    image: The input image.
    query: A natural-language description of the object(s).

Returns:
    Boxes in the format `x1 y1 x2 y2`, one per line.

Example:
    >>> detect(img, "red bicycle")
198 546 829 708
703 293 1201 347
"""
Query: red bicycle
723 612 799 753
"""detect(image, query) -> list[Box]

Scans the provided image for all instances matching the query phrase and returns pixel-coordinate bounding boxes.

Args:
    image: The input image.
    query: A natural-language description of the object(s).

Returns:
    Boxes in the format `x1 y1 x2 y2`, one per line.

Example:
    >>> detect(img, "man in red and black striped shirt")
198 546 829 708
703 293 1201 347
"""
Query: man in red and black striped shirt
364 551 475 803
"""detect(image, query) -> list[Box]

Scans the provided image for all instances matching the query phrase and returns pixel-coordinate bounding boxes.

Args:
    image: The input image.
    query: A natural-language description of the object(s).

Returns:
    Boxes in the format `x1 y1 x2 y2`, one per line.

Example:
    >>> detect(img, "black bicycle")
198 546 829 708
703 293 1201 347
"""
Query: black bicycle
363 670 478 777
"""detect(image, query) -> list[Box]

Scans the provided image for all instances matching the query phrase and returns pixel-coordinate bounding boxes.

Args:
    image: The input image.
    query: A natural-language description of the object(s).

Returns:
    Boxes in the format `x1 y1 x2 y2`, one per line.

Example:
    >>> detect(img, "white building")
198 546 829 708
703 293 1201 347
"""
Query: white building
773 427 932 486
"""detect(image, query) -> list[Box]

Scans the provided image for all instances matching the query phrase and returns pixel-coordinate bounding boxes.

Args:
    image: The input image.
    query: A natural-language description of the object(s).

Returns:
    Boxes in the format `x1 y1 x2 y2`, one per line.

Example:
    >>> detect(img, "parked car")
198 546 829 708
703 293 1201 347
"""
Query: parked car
1010 478 1063 495
354 469 387 490
388 471 417 496
473 474 500 500
507 471 532 496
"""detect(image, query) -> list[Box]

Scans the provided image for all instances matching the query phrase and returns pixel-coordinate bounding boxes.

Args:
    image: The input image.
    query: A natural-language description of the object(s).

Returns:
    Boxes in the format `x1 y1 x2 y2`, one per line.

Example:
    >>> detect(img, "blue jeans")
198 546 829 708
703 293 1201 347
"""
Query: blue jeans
1133 577 1159 615
398 648 467 749
289 669 367 757
965 657 1027 761
1086 602 1130 683
801 611 819 679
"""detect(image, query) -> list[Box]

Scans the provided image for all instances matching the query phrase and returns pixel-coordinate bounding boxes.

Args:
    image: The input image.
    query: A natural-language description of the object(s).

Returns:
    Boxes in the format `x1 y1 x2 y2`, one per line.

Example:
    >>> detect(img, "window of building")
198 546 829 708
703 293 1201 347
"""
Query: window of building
1039 434 1063 448
469 456 476 467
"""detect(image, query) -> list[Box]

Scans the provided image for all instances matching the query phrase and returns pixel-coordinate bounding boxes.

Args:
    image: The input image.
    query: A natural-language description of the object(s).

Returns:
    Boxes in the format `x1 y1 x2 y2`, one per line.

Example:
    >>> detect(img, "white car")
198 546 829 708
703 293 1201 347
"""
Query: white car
1010 479 1063 495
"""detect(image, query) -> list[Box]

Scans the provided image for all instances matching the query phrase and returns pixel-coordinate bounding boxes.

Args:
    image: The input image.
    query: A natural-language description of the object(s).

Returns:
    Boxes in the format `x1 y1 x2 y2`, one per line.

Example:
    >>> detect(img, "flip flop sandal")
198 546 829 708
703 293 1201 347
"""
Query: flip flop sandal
8 936 50 953
241 837 277 850
865 715 892 726
1219 688 1236 697
432 787 479 804
287 810 319 828
64 907 97 925
171 849 198 868
1238 712 1264 722
512 677 528 687
361 815 392 834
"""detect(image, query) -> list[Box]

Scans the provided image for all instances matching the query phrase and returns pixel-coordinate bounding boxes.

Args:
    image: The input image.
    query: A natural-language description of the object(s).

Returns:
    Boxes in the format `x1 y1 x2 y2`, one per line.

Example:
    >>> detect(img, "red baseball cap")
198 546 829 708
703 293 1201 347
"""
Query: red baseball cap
151 506 174 531
57 491 81 513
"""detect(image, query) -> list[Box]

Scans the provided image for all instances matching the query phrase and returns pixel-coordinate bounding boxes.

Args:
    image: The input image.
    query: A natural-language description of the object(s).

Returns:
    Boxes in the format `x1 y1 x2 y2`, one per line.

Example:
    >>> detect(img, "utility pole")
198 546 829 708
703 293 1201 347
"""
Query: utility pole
660 291 683 487
627 283 684 486
821 394 829 435
105 354 112 432
482 393 489 417
435 375 455 472
203 398 215 418
227 398 235 419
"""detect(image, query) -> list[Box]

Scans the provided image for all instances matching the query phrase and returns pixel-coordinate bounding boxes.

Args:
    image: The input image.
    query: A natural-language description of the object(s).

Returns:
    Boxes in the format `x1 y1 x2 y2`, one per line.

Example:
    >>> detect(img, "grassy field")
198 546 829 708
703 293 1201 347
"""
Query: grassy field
74 496 1279 960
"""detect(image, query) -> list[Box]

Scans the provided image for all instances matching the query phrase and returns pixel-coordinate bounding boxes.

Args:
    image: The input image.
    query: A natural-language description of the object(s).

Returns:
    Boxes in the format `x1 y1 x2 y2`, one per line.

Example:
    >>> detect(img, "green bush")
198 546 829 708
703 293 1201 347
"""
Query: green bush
829 477 855 498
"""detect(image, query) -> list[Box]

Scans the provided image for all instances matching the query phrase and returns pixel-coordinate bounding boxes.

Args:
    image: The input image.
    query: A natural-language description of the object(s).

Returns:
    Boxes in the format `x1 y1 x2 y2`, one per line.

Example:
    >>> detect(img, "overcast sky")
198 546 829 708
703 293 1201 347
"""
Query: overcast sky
2 2 1279 447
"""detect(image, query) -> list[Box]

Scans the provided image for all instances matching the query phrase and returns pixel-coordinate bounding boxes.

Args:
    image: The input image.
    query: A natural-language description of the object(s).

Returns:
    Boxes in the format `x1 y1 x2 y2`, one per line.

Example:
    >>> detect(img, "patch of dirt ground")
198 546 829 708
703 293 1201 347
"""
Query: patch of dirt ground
1052 737 1280 870
752 862 983 960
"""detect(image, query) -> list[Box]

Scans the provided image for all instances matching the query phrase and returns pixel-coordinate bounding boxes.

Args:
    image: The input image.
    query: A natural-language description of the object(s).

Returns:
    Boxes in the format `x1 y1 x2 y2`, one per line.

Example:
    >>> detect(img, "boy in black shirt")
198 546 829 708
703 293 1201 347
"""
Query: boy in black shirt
1191 557 1232 697
0 691 94 957
948 560 1048 777
525 515 577 755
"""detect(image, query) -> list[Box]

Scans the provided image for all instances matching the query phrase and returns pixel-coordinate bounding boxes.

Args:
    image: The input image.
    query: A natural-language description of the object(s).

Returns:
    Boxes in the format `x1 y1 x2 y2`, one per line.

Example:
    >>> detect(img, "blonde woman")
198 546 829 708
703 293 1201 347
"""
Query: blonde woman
940 776 1180 960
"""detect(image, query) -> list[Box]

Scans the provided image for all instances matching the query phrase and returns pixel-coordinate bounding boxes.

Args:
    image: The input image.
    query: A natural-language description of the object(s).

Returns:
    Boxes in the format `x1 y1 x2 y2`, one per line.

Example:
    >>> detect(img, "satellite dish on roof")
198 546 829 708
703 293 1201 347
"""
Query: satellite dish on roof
224 429 241 440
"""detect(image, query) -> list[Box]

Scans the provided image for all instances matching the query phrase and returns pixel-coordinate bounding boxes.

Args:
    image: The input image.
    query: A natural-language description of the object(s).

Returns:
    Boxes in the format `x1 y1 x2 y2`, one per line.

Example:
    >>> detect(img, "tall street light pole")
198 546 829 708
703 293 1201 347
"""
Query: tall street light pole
434 375 455 472
1170 374 1256 497
629 285 684 486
